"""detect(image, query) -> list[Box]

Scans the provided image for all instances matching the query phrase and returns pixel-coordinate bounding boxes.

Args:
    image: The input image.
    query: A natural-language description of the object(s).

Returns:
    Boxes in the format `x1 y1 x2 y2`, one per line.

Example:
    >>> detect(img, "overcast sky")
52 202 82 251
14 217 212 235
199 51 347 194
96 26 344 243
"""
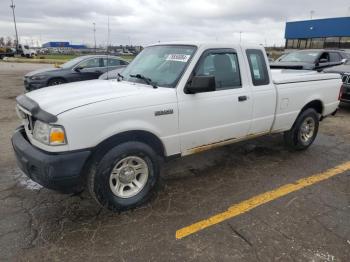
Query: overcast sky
0 0 349 47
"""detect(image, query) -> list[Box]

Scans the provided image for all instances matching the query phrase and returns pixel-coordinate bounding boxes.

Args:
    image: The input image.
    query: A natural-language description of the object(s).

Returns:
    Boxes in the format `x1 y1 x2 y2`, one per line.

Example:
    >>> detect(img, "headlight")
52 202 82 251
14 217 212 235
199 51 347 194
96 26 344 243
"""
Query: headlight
30 75 47 81
33 120 67 145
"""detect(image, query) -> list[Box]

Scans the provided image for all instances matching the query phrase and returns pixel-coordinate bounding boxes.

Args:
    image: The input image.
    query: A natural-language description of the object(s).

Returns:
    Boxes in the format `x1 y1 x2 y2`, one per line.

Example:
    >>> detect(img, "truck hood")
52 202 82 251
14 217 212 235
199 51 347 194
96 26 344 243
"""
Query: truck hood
25 79 163 115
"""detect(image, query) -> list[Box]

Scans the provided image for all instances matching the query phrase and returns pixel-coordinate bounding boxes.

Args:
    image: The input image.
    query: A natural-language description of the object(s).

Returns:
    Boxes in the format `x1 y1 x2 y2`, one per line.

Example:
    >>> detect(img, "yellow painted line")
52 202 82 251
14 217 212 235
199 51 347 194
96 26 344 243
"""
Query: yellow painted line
176 161 350 239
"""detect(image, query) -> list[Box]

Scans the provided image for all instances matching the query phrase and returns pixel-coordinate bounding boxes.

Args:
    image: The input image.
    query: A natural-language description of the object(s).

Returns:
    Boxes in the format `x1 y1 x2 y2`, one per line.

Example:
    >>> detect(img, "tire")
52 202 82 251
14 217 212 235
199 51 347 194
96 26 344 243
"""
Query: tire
87 141 160 212
47 78 66 86
284 108 319 151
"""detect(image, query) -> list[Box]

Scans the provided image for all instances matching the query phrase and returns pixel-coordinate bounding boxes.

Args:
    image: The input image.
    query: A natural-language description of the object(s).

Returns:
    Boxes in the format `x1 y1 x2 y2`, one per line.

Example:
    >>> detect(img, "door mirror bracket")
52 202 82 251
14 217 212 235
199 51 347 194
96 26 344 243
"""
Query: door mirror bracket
184 75 216 94
74 66 84 72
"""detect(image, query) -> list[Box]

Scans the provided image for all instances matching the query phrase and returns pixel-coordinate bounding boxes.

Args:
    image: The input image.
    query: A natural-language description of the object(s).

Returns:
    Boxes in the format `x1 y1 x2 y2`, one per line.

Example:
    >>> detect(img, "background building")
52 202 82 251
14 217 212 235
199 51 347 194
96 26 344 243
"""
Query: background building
285 17 350 50
42 41 87 49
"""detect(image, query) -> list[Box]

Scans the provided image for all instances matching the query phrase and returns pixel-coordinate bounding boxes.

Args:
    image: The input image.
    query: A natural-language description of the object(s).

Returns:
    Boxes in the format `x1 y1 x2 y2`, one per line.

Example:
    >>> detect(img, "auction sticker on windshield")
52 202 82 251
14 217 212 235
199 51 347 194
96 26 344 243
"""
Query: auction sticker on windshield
166 54 191 62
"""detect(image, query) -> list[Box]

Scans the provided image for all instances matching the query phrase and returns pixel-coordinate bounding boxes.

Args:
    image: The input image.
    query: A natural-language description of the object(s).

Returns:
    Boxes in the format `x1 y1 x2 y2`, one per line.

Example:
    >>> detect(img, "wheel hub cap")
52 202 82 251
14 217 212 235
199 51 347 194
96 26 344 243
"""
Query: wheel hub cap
119 167 136 184
299 117 315 143
109 156 149 198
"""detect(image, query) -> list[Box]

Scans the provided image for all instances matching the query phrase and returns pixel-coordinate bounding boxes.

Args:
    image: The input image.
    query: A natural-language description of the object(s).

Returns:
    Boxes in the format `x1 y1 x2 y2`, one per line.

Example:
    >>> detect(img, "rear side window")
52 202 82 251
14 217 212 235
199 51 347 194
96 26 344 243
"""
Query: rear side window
246 49 270 86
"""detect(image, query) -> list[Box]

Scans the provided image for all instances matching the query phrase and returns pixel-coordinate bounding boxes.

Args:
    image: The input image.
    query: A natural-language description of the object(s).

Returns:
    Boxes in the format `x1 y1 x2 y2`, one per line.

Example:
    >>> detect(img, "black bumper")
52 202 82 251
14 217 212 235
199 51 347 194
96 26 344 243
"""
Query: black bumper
11 127 91 193
24 79 47 91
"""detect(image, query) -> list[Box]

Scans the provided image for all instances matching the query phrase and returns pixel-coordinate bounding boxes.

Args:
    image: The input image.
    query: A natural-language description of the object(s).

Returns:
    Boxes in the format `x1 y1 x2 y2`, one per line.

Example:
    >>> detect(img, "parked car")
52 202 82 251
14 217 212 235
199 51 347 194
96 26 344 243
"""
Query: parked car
0 47 15 59
24 55 129 91
99 67 125 80
12 42 341 211
270 49 350 70
340 74 350 103
323 59 350 75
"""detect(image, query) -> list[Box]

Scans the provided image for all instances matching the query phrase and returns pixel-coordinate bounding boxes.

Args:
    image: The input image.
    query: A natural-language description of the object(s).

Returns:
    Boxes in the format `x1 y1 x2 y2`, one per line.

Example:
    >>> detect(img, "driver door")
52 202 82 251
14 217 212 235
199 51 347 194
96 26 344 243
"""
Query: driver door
177 49 253 155
72 57 104 81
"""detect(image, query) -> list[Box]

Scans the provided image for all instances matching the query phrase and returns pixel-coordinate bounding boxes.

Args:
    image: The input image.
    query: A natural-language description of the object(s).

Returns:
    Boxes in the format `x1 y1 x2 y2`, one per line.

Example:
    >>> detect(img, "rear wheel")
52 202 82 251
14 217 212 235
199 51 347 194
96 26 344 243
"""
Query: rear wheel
87 141 160 212
48 78 66 86
284 108 319 150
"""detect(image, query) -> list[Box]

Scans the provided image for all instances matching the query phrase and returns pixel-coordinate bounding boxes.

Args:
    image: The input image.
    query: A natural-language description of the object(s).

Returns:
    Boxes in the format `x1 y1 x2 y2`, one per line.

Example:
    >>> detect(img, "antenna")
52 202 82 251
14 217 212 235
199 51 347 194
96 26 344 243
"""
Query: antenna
106 15 110 80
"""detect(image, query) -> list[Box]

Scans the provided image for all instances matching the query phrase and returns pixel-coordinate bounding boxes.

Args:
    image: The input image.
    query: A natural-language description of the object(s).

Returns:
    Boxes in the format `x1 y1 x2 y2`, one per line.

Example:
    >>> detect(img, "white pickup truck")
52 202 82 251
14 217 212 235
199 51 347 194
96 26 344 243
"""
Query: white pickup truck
12 43 341 211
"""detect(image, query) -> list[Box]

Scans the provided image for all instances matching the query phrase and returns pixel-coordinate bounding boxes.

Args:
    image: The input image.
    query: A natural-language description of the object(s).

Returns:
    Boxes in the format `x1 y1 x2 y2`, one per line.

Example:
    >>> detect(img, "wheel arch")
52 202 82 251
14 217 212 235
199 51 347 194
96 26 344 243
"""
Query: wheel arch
89 130 166 164
300 99 323 115
290 99 323 130
47 77 67 85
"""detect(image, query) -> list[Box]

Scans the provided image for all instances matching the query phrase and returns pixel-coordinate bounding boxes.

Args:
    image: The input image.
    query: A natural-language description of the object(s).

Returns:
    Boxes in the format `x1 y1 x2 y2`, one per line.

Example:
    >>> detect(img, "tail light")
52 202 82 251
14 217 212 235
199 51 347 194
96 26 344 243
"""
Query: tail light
338 85 344 101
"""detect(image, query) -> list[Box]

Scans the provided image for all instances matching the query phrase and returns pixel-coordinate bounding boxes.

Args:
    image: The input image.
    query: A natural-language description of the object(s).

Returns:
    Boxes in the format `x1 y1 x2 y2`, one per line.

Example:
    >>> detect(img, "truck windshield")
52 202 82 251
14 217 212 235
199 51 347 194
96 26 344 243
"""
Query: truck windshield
279 51 319 63
121 45 196 88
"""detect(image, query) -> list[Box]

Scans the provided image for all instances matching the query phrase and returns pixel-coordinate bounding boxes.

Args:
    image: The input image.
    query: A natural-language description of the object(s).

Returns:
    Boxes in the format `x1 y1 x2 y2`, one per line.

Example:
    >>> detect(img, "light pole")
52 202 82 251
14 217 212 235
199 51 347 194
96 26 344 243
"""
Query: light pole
10 0 19 52
93 22 96 53
239 31 242 44
310 10 315 19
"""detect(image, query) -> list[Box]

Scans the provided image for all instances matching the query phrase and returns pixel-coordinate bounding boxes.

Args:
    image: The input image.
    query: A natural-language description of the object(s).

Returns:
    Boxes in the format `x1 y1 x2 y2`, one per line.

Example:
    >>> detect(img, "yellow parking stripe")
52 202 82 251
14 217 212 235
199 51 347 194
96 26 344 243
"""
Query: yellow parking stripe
176 161 350 239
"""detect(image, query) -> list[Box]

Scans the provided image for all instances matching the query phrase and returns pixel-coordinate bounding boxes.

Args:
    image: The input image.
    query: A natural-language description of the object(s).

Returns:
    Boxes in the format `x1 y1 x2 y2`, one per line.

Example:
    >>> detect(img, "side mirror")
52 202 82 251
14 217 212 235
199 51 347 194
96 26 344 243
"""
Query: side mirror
74 66 84 72
319 58 328 63
185 75 216 94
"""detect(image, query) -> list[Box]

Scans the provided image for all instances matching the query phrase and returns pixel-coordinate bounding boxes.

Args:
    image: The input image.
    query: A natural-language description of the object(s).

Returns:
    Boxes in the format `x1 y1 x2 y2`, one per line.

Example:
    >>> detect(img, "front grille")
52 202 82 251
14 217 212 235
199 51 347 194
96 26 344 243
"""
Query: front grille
17 106 35 133
27 115 34 132
341 75 348 83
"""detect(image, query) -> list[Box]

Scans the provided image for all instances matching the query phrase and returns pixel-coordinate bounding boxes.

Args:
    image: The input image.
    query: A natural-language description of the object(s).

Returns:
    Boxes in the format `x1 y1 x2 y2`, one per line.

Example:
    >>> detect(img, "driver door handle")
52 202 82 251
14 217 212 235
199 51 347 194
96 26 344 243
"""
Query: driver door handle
238 95 248 102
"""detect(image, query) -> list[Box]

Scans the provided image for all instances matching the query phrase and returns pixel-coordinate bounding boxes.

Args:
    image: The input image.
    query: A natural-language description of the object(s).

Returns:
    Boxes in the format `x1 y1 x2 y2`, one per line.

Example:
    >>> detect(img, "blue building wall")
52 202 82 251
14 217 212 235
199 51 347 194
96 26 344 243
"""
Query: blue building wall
285 17 350 39
42 42 87 49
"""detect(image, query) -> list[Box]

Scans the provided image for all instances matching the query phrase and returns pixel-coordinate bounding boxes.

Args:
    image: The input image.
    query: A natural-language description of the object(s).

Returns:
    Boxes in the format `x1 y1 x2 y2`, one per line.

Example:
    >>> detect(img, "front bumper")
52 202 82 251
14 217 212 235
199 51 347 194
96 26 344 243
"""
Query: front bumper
11 127 91 193
24 78 47 91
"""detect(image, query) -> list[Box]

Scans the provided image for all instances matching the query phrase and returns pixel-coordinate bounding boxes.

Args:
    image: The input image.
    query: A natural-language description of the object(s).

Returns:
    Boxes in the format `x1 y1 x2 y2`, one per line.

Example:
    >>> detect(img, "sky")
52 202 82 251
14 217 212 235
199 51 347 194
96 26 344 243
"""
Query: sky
0 0 349 47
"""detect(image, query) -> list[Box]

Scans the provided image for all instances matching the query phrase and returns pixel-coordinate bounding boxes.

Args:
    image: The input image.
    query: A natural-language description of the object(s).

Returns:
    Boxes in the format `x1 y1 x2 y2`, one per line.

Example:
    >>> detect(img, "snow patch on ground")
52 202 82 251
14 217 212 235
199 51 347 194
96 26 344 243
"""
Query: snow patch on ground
16 169 42 191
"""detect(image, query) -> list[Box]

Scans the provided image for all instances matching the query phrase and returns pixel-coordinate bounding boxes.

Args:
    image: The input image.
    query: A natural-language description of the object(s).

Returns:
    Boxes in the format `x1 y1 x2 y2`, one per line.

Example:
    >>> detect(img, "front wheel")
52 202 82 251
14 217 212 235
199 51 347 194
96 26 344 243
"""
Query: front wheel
87 142 160 212
284 108 319 150
48 78 66 86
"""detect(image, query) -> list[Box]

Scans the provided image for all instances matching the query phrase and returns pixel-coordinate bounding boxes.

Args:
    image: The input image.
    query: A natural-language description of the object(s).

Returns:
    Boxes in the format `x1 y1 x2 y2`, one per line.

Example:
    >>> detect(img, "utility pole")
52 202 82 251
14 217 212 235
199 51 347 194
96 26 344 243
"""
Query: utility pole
239 31 242 44
10 0 19 52
310 10 315 19
93 22 96 53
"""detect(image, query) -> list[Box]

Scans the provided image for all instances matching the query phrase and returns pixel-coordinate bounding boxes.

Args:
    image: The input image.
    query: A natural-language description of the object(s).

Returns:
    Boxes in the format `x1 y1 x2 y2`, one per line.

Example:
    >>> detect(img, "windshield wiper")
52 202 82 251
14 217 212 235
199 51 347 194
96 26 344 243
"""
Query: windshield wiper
129 74 158 88
117 73 124 82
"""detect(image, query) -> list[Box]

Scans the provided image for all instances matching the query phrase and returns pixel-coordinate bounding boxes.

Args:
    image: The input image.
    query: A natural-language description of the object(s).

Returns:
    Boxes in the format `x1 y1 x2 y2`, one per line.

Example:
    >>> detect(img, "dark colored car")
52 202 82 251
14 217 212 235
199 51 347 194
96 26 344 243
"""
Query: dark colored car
340 74 350 103
24 55 129 91
270 49 350 70
98 67 125 80
323 59 350 75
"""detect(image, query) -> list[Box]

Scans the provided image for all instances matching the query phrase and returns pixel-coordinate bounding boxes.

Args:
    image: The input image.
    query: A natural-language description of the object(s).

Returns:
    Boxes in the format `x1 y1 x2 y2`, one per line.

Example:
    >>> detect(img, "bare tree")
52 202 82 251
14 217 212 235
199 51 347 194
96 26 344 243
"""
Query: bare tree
6 36 13 47
0 37 4 47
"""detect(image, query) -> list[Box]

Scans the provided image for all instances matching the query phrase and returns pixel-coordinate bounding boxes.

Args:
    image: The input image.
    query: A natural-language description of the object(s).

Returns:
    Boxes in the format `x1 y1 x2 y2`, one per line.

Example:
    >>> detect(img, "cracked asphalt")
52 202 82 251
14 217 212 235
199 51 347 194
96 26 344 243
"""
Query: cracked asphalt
0 62 349 261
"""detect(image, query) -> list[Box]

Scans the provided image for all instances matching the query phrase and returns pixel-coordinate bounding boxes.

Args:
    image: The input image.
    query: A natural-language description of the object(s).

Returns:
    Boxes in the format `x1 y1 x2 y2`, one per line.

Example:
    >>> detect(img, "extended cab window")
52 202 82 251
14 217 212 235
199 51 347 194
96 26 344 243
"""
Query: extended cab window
194 51 241 90
246 49 269 86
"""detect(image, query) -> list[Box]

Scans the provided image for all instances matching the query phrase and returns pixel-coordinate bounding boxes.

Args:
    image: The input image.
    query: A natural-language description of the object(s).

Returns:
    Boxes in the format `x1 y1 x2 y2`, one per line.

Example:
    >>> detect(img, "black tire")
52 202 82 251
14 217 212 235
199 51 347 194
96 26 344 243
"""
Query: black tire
47 78 66 86
284 108 319 150
87 141 160 212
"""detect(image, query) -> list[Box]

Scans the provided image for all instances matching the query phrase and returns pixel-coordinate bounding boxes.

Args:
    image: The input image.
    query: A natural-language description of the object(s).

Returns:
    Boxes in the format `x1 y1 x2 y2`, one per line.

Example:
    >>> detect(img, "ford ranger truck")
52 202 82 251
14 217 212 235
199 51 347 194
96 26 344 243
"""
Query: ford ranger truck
12 43 341 211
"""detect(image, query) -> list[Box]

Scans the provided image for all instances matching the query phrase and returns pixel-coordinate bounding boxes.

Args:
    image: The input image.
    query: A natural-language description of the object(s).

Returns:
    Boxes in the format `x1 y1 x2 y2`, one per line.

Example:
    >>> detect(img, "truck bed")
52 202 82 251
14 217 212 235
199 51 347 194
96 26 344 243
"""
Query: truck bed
271 69 340 84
